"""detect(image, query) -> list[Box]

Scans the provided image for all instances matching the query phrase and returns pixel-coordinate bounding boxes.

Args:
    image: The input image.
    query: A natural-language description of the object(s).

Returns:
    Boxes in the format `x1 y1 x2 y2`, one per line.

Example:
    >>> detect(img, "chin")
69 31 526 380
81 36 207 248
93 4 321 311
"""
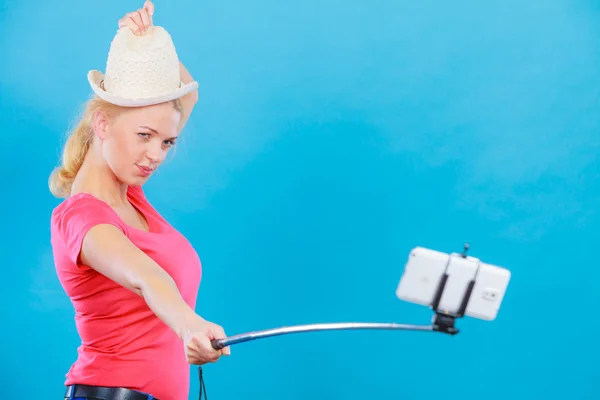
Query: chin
116 174 150 186
133 176 151 185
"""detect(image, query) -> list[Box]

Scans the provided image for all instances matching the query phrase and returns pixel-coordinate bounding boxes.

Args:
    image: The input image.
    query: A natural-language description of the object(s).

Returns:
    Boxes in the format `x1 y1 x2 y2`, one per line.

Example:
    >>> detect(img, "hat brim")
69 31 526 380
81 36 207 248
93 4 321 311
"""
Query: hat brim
87 70 199 107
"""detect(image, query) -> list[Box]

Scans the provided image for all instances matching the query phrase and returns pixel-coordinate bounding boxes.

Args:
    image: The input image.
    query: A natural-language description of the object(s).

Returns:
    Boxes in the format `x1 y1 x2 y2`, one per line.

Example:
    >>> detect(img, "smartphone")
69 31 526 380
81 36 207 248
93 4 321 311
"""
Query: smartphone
395 247 511 321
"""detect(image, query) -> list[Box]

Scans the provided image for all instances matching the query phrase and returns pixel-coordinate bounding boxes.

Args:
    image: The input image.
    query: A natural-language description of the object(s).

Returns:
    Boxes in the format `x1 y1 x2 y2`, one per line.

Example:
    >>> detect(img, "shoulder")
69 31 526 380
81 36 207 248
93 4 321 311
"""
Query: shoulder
51 193 131 267
52 193 115 223
51 193 127 239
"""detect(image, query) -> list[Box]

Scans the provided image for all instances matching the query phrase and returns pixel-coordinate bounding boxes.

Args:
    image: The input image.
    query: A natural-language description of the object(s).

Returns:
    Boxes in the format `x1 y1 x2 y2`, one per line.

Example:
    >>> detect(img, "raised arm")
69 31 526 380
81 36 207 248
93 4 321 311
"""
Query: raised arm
177 61 199 132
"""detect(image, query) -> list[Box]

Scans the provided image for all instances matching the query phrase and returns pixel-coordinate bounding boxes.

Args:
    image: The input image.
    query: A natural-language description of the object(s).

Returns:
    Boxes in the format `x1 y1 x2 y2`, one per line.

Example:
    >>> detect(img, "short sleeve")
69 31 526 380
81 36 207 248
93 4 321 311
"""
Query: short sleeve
51 194 129 267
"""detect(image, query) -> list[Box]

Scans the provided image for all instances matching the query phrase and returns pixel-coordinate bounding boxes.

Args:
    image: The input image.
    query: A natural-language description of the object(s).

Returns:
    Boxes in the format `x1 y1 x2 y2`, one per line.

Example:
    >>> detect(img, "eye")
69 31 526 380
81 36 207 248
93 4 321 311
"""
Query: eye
163 139 176 147
137 132 151 139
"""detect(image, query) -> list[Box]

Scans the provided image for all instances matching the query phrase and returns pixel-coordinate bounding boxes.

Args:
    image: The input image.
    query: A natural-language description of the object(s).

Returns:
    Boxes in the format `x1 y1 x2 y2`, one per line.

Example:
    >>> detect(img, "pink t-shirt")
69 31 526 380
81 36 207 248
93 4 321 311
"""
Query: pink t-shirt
50 185 201 400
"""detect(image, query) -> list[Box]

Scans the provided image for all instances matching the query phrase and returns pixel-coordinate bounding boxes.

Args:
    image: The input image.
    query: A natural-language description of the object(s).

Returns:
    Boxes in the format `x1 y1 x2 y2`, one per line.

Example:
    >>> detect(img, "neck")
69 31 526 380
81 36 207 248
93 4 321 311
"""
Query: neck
71 147 129 206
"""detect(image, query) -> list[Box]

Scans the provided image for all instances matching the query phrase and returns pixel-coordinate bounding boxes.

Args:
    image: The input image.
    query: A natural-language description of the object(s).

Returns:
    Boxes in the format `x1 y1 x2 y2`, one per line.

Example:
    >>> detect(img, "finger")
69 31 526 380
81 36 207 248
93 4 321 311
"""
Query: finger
119 17 141 35
144 0 154 17
137 8 151 31
118 15 140 35
128 11 145 34
198 335 221 362
214 326 231 356
187 336 215 364
117 16 129 29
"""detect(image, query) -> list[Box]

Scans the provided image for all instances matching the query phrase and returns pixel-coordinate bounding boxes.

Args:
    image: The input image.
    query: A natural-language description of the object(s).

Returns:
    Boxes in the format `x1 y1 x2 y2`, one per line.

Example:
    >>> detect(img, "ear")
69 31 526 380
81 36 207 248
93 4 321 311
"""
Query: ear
92 110 110 140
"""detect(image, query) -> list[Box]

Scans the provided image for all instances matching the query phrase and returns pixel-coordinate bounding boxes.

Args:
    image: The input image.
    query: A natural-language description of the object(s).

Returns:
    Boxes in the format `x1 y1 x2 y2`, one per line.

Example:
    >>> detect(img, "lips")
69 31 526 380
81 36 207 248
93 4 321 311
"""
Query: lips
136 164 154 177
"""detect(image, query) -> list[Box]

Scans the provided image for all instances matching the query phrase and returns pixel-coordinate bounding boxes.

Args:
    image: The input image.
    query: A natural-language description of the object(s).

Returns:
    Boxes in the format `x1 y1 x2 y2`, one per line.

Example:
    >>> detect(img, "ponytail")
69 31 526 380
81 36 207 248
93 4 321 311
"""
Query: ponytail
48 114 93 198
49 96 116 198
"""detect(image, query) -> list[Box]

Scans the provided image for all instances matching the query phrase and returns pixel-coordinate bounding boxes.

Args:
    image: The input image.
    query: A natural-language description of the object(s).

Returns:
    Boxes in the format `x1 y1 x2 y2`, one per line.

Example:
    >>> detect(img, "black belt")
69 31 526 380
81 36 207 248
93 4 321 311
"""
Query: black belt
63 366 208 400
63 384 156 400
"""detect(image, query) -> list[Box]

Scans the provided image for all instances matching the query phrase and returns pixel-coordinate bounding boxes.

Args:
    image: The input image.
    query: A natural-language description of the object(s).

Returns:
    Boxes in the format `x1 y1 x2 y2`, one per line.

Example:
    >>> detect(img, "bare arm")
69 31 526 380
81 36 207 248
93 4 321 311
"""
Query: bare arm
178 61 198 132
81 224 198 340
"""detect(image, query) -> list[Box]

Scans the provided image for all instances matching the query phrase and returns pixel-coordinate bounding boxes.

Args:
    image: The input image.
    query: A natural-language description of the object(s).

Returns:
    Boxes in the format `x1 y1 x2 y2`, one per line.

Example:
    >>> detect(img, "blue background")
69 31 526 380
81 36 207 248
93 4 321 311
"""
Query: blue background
1 0 599 399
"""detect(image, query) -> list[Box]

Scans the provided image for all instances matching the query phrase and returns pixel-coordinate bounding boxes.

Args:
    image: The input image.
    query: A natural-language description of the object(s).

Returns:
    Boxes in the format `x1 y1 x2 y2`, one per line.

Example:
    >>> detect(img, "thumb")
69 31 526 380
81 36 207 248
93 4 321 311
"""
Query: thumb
222 345 231 356
144 0 154 16
208 326 230 355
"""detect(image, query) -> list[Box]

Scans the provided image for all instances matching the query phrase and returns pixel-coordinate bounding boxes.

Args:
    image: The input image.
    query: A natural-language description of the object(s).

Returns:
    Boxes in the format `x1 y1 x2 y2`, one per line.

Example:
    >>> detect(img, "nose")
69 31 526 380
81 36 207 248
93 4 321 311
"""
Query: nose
145 141 164 165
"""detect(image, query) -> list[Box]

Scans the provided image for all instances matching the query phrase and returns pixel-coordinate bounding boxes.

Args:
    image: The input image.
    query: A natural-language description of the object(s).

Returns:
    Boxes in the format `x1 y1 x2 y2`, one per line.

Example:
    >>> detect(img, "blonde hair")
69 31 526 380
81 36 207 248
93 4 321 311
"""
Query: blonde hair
49 96 183 198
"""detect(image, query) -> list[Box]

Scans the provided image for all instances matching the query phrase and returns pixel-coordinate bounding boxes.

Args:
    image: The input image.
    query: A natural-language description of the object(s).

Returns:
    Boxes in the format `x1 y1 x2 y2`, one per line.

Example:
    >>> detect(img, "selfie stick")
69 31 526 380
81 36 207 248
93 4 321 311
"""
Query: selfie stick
211 245 475 350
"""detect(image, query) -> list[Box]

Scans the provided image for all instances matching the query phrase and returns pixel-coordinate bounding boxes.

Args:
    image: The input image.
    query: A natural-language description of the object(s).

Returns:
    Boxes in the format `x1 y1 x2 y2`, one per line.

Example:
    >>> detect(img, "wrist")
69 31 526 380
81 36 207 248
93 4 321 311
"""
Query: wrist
177 307 203 341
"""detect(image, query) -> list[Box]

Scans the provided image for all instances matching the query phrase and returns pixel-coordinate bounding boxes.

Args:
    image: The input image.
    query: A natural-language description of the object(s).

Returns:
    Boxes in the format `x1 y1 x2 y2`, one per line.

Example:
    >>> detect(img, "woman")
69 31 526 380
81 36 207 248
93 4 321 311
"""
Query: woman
49 2 230 399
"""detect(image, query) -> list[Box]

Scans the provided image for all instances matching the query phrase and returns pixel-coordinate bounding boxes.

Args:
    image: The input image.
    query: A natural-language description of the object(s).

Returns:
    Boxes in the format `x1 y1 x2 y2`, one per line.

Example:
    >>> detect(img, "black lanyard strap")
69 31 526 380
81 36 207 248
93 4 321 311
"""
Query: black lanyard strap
198 366 208 400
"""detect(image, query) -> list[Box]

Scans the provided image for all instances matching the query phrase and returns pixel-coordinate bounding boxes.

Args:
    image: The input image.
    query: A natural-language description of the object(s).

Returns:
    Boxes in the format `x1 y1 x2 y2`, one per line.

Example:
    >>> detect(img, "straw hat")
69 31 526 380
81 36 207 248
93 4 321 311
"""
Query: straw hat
87 25 198 107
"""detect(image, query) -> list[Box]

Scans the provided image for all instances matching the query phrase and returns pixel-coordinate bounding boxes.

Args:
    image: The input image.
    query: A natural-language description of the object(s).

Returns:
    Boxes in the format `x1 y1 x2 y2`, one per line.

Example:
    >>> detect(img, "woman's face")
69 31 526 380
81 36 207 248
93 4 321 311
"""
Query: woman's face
96 101 181 185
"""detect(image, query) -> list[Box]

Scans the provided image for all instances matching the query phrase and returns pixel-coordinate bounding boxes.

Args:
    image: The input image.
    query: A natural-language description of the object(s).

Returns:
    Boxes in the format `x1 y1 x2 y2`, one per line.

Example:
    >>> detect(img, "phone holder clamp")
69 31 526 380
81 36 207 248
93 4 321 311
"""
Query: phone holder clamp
430 243 476 335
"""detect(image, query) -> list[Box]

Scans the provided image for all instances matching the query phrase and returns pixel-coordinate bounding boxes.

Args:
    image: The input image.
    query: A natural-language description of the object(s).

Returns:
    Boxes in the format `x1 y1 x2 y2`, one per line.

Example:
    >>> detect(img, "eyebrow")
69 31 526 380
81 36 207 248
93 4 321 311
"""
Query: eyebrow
139 125 158 133
139 125 178 140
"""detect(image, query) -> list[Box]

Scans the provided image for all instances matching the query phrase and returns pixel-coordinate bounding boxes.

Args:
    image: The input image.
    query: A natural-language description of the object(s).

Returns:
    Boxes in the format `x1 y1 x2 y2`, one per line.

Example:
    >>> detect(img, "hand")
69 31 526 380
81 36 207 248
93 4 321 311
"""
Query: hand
181 315 231 365
118 0 154 35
